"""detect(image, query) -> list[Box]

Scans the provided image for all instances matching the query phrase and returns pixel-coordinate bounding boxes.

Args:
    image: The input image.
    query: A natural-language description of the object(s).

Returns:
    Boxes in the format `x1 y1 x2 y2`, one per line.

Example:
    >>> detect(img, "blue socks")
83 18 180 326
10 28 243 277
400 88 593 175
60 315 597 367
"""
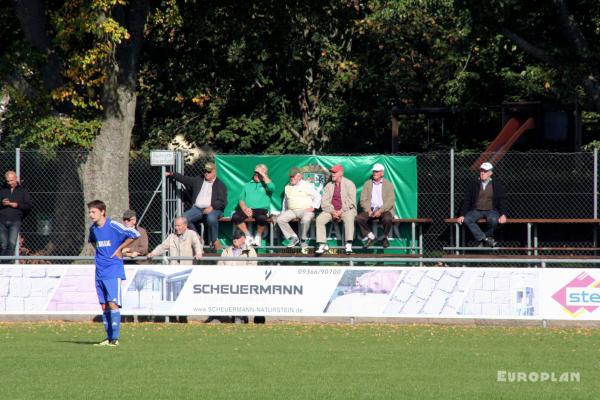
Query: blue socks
102 311 112 339
110 309 121 340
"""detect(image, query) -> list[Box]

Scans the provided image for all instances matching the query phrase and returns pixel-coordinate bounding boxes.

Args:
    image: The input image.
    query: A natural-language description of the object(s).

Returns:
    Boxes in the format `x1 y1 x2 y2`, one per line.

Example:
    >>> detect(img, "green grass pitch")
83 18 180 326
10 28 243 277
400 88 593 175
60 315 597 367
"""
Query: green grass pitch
1 322 598 399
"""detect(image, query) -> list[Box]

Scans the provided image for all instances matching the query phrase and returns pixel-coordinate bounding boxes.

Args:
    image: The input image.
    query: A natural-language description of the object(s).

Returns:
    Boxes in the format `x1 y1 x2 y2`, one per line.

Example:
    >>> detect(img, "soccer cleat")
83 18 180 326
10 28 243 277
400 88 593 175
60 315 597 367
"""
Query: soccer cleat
94 339 111 346
345 243 353 255
315 243 329 255
108 340 119 347
253 235 262 246
287 236 300 248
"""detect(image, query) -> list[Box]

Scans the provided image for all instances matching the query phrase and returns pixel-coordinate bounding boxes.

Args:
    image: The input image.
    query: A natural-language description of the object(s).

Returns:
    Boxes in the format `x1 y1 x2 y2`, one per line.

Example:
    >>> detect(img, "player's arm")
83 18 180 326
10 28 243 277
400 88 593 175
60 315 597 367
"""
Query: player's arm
111 237 137 259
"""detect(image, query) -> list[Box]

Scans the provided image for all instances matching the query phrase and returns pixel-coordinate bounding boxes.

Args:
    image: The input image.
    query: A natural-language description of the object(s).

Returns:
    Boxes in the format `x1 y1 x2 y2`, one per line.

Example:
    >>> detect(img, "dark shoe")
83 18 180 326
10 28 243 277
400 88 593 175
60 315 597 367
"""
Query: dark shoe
253 316 266 324
381 238 390 248
484 237 497 248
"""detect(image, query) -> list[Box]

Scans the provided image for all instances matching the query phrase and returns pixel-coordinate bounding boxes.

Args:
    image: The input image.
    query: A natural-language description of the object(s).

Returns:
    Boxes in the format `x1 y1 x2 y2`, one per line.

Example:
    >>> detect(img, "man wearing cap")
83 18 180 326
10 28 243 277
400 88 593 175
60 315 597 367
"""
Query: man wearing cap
277 167 319 253
121 209 149 263
457 162 507 247
315 164 357 255
166 161 227 250
231 164 274 246
356 163 395 248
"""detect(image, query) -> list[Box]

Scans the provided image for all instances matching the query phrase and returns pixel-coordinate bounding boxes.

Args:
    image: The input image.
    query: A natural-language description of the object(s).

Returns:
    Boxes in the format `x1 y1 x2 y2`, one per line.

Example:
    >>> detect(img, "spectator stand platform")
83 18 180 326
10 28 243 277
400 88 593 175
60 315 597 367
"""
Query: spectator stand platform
200 216 432 259
443 218 600 258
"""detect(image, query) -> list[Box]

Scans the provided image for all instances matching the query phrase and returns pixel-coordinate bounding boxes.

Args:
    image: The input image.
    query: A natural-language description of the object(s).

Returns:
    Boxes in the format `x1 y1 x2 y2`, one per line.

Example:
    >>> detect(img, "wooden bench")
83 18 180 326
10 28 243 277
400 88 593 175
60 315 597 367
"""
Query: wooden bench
214 216 432 255
444 218 600 255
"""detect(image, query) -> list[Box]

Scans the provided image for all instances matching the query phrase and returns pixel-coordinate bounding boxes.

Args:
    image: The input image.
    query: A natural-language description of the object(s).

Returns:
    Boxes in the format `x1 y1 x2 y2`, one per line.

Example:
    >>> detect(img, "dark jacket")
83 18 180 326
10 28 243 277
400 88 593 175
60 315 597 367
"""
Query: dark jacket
170 173 227 211
460 178 506 217
0 184 32 222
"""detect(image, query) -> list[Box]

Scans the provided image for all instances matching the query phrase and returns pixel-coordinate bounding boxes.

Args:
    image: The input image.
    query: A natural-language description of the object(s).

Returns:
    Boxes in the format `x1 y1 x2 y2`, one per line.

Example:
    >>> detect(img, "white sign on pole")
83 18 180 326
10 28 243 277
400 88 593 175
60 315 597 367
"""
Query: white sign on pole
150 150 176 166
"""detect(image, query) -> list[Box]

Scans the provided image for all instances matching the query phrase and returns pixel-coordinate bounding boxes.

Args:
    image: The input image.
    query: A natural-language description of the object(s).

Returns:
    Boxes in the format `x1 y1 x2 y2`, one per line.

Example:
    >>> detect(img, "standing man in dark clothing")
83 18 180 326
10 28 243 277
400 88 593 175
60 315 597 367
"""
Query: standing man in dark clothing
0 170 31 258
166 162 227 250
457 162 507 247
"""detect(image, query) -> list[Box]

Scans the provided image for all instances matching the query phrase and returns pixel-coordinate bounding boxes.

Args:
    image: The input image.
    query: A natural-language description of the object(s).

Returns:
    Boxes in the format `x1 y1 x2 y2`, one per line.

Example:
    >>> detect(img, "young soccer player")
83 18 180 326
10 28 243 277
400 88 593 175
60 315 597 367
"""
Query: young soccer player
87 200 140 346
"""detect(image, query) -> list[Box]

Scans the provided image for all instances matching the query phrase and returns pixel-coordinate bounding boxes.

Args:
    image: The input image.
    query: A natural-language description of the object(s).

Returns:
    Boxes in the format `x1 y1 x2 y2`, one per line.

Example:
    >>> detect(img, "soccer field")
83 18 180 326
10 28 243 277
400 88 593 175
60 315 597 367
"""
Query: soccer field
0 322 597 399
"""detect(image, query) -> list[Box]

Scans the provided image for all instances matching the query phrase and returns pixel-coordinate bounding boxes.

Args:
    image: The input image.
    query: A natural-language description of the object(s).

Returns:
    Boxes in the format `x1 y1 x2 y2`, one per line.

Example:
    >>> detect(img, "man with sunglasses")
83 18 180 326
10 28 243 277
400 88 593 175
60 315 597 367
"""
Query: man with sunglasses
457 162 507 247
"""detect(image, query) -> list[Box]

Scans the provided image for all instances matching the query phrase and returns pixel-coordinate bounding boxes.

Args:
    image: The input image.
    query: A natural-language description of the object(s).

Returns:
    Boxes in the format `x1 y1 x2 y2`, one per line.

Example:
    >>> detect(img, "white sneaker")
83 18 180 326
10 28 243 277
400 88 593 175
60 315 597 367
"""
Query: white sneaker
300 241 309 254
245 236 254 246
315 243 329 255
253 235 262 246
287 236 300 247
367 232 375 240
345 243 353 254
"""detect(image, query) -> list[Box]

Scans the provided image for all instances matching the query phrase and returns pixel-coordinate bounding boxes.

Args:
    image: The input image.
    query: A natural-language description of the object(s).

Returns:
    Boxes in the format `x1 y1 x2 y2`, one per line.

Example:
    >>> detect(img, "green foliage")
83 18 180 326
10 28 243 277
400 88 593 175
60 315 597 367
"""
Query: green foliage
19 116 100 150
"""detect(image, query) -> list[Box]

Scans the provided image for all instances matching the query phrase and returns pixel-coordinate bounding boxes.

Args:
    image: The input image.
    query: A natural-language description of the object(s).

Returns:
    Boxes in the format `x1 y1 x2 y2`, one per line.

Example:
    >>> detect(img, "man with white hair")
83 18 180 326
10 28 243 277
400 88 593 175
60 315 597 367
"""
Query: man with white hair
0 170 31 259
147 216 203 264
356 163 395 249
457 162 507 247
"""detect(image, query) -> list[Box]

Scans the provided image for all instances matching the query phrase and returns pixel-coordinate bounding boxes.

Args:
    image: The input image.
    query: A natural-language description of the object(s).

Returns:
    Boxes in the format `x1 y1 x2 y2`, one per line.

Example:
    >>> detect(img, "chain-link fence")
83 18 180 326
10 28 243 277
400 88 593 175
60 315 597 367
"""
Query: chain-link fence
1 149 598 257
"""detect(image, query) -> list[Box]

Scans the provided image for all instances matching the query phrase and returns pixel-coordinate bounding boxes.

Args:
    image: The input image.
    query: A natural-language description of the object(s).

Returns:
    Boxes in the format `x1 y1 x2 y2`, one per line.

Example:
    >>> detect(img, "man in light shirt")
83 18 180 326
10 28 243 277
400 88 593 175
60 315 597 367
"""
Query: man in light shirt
166 162 227 250
277 167 319 253
356 163 395 249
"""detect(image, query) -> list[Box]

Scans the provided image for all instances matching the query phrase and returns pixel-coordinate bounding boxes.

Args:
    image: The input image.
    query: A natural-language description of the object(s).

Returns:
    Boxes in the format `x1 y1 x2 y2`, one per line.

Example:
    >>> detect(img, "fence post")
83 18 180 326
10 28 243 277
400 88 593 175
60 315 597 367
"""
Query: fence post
594 148 598 250
14 148 20 262
161 165 167 242
450 149 458 251
594 148 598 219
175 150 184 218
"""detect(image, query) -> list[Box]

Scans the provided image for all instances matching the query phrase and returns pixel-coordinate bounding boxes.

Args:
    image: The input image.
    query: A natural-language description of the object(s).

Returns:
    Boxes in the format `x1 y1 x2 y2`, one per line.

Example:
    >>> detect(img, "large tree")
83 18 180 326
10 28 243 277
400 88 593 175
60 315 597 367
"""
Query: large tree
5 0 150 252
459 0 600 112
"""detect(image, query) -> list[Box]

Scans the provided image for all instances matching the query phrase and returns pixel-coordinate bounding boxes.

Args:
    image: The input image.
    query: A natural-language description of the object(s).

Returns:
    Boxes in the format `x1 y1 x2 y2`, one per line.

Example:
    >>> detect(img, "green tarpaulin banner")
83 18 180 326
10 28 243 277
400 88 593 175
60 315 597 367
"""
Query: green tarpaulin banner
216 154 417 218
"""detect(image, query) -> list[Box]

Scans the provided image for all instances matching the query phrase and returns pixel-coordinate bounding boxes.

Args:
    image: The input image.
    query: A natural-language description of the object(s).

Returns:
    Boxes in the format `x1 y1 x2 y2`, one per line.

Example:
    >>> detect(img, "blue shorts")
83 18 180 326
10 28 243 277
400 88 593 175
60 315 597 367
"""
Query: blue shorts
96 278 122 307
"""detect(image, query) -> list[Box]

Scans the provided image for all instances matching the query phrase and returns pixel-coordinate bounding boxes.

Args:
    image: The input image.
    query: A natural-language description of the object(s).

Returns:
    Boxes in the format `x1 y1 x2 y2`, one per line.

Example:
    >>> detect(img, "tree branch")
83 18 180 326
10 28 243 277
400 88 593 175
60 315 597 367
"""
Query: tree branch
499 27 558 67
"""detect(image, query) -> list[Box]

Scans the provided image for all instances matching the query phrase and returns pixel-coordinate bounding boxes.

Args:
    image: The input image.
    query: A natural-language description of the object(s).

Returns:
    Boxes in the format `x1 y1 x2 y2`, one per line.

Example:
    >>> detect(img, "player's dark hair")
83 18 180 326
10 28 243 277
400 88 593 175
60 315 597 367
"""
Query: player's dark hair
87 199 106 214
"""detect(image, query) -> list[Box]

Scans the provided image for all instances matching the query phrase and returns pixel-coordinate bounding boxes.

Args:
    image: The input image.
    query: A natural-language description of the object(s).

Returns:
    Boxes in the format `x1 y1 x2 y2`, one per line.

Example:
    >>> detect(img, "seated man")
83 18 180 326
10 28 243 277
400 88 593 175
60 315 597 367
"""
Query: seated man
166 162 227 250
277 167 319 253
315 164 357 255
356 163 395 249
212 230 263 324
147 216 203 264
121 209 149 263
231 164 274 247
457 162 507 247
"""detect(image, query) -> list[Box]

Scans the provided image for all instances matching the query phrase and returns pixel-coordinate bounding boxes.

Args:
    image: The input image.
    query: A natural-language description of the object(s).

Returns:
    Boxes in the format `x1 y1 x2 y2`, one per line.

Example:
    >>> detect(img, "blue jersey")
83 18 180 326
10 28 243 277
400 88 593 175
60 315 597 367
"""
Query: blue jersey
89 218 140 280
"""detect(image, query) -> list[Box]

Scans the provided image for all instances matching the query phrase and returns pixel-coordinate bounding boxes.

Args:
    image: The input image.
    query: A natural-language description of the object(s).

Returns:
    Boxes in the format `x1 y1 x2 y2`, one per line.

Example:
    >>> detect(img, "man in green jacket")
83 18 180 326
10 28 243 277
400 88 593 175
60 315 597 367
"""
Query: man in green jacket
231 164 275 246
356 163 395 248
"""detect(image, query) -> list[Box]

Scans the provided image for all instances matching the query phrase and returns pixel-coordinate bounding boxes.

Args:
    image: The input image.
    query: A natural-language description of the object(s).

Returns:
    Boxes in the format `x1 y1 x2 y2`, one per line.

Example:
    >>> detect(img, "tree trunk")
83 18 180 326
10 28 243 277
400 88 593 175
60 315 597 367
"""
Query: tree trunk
80 0 149 248
79 86 136 221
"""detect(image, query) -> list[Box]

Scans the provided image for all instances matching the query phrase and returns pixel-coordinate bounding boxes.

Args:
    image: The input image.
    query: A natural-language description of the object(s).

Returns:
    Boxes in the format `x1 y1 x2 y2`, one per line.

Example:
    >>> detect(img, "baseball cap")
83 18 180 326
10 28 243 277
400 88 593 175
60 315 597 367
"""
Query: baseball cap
122 209 136 219
330 164 344 173
204 162 216 172
288 167 301 176
480 162 494 171
372 163 384 172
